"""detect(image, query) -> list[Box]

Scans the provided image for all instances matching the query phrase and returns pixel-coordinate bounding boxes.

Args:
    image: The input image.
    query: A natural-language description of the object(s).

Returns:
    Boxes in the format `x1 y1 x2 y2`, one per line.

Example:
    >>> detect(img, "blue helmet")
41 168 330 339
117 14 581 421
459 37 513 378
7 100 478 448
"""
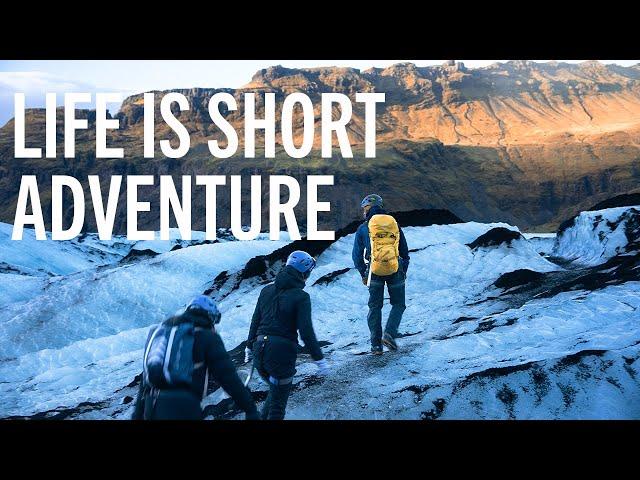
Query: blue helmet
360 194 383 209
186 295 221 324
286 250 316 274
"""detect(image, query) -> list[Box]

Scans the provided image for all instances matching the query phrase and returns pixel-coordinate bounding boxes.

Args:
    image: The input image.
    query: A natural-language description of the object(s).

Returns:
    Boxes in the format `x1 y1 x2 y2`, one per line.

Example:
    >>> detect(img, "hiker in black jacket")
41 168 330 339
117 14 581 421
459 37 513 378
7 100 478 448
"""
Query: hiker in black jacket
132 295 259 420
245 251 329 420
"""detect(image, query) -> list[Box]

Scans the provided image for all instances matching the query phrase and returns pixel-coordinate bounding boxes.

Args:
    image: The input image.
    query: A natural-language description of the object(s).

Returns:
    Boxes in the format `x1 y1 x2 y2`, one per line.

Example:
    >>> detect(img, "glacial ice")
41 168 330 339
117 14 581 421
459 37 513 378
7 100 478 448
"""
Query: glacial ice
0 209 638 419
554 206 640 265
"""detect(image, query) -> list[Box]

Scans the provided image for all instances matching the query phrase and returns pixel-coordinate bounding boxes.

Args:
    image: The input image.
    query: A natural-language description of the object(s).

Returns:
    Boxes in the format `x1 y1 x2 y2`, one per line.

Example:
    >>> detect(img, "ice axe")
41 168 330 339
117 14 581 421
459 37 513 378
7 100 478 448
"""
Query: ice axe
244 364 254 388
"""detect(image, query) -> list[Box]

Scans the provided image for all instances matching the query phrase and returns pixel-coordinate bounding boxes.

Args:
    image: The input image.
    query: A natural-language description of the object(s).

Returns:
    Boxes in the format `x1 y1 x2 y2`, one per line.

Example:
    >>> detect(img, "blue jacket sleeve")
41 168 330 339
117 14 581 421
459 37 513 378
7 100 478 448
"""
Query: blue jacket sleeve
399 228 410 273
352 226 367 278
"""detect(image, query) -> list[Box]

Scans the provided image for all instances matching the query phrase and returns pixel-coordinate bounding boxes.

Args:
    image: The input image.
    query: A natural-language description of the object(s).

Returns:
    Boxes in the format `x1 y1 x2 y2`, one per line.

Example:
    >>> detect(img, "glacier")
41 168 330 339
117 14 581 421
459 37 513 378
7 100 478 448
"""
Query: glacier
0 206 638 420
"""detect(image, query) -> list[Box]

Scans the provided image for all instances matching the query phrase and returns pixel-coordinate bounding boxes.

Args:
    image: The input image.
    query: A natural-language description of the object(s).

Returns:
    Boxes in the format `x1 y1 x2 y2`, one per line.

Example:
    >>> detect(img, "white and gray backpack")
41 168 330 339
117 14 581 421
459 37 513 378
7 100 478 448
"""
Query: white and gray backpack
143 321 206 393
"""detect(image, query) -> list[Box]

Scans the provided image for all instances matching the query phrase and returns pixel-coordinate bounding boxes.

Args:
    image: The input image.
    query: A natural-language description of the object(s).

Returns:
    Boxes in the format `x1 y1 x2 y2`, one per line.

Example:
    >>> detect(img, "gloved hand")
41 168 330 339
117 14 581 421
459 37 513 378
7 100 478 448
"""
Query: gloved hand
361 276 368 286
315 358 330 376
244 346 253 364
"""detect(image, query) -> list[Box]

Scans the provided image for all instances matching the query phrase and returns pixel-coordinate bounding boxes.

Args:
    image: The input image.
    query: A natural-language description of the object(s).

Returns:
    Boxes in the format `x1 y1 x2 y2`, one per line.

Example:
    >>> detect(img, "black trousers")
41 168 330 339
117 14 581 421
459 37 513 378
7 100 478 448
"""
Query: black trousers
144 389 202 420
252 335 297 420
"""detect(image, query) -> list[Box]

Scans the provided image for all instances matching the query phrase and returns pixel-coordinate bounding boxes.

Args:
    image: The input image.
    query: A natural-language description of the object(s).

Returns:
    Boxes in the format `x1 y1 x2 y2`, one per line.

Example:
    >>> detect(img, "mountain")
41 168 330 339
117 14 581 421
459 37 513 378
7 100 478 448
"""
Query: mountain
1 60 640 231
1 203 638 419
117 60 640 148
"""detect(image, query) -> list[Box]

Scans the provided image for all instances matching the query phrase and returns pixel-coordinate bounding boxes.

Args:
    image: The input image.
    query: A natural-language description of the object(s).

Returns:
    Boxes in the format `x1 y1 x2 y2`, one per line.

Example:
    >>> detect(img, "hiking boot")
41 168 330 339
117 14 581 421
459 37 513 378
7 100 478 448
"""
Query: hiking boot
371 346 383 355
382 333 398 351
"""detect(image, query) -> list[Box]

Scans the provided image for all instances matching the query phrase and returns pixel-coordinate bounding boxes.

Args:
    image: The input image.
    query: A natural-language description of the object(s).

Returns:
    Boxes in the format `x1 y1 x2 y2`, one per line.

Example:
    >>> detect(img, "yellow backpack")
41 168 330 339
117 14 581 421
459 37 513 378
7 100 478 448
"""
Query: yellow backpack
368 214 400 276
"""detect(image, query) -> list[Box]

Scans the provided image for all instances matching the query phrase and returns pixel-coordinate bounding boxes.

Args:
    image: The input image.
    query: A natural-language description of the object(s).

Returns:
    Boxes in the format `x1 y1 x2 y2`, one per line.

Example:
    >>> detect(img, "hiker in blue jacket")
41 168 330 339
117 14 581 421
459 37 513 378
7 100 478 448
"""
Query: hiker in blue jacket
352 194 410 354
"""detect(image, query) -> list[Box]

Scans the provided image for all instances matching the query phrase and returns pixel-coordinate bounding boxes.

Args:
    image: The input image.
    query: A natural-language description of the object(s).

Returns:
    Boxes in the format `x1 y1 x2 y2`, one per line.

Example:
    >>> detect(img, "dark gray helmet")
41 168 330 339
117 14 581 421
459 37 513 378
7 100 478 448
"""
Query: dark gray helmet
360 194 383 208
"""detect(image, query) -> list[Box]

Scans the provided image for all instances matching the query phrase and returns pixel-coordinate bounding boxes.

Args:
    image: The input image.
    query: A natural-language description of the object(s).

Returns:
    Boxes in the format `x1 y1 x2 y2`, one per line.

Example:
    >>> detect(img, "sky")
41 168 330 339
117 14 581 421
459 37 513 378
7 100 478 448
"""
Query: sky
0 59 638 127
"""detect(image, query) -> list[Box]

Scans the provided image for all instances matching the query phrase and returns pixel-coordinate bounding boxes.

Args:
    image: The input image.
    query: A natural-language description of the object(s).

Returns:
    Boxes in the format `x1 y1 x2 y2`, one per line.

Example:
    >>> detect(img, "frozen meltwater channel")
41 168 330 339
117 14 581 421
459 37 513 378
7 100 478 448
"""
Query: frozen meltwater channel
0 228 289 418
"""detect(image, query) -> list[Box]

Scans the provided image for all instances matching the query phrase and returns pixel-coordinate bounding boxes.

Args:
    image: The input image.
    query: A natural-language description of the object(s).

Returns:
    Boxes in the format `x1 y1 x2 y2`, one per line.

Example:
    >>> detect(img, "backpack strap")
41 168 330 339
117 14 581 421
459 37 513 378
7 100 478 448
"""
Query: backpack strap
143 325 162 385
193 325 212 400
273 290 283 324
162 326 179 384
149 387 160 420
202 367 209 400
192 360 209 400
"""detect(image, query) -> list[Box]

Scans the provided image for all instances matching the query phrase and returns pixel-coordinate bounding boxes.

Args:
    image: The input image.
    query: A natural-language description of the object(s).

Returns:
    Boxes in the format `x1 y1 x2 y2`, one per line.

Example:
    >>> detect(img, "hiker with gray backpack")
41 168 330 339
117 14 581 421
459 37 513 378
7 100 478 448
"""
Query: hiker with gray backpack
132 295 259 420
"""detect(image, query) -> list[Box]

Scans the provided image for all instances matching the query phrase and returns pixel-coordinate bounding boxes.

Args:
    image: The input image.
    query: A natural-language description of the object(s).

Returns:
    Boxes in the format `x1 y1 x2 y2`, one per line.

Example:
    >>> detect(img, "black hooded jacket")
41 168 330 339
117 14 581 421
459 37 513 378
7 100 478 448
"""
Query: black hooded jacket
247 265 324 361
132 310 258 420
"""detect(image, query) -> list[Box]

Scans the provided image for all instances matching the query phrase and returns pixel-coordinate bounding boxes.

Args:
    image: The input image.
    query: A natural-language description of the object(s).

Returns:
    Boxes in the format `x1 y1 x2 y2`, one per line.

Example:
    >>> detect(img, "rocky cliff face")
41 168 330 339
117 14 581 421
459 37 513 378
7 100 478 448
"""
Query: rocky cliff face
1 60 640 232
115 60 640 147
